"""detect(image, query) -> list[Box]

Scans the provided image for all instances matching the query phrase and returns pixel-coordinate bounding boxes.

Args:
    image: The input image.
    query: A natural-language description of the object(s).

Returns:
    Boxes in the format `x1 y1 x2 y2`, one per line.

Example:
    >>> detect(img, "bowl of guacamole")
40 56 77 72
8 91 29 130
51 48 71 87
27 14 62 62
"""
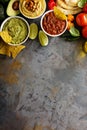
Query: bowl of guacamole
0 16 30 46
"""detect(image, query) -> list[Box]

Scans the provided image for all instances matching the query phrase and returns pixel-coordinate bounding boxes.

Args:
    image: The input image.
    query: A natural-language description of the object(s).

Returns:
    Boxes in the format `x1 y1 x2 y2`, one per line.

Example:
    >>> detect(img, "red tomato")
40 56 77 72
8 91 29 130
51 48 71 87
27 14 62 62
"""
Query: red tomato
48 0 56 10
82 26 87 38
83 3 87 13
76 13 87 26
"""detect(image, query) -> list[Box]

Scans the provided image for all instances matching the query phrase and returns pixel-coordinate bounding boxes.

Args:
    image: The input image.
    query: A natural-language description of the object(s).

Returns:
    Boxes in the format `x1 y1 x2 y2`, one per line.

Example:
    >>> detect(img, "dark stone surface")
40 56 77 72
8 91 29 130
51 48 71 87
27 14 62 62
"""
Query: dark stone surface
0 36 87 130
0 1 87 129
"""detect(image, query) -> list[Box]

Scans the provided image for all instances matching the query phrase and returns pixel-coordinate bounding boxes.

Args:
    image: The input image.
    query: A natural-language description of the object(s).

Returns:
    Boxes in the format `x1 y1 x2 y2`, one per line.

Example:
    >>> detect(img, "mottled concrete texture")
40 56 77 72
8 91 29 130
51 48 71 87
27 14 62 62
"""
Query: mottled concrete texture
1 13 87 130
0 36 87 130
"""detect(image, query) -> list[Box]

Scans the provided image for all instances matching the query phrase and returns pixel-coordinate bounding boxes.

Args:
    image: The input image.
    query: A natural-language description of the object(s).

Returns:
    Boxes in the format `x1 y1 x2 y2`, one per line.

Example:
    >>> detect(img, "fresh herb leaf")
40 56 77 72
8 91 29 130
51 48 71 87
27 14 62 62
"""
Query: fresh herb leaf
78 0 87 8
69 26 80 37
60 30 80 41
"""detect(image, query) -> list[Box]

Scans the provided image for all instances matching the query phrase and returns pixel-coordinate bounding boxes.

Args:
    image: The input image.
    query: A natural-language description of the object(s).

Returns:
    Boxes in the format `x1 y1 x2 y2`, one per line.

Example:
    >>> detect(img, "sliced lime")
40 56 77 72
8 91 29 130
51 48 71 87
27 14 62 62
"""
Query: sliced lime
29 23 38 40
39 30 48 46
69 26 80 37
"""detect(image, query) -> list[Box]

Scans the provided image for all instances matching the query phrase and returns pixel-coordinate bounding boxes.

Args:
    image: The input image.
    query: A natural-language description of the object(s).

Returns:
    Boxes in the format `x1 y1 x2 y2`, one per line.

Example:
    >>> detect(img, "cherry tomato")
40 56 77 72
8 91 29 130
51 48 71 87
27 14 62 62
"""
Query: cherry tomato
83 3 87 13
48 0 56 10
82 26 87 38
76 13 87 26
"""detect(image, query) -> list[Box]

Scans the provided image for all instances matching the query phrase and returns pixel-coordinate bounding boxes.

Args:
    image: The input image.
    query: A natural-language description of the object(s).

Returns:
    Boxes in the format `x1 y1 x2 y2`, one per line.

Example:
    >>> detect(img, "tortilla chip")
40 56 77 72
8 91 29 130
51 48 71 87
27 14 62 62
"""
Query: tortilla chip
0 38 4 49
0 31 12 43
0 38 11 57
0 38 25 58
0 45 11 57
9 45 26 58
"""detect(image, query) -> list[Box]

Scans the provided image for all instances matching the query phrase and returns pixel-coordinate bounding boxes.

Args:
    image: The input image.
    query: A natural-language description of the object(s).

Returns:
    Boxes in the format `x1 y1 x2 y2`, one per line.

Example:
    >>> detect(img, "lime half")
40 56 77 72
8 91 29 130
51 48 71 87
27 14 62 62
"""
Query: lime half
69 26 80 37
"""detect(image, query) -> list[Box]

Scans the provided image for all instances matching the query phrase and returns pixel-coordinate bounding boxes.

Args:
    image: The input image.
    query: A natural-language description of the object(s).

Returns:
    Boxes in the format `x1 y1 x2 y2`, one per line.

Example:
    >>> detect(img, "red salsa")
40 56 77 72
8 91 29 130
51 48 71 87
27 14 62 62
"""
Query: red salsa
42 11 66 35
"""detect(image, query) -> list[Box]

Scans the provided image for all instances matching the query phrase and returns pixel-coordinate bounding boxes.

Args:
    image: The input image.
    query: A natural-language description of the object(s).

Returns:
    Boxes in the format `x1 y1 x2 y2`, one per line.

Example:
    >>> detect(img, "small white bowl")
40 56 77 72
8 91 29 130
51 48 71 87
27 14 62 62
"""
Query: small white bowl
19 0 46 19
0 16 30 46
40 10 67 37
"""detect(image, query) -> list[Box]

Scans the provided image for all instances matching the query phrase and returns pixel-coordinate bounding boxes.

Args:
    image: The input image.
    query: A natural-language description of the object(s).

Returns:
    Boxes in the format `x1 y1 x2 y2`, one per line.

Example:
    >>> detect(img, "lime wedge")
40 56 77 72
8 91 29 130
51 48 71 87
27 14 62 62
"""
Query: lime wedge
69 26 80 37
29 23 38 40
39 30 48 46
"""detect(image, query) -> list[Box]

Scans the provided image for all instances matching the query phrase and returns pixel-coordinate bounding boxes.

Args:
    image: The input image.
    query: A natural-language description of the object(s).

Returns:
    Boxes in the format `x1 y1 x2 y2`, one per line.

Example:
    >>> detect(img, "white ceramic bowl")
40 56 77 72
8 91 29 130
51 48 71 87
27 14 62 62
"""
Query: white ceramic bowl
40 10 67 37
19 0 46 19
0 16 30 46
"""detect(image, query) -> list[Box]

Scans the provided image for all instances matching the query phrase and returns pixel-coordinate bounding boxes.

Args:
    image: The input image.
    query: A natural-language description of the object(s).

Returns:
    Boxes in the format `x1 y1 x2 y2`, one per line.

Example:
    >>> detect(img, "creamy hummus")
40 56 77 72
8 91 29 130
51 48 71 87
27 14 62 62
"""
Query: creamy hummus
2 18 28 44
20 0 46 18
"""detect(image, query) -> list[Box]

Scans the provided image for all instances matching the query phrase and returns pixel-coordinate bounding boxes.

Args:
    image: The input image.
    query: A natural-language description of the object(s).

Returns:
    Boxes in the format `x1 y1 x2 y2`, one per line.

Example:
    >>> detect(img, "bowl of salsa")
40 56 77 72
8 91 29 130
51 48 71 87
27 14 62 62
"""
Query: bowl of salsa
40 10 67 37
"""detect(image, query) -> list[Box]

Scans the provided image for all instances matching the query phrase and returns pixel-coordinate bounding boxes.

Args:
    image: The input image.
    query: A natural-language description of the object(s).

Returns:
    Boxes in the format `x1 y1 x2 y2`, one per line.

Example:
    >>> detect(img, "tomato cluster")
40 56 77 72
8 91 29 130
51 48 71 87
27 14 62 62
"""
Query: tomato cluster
76 3 87 38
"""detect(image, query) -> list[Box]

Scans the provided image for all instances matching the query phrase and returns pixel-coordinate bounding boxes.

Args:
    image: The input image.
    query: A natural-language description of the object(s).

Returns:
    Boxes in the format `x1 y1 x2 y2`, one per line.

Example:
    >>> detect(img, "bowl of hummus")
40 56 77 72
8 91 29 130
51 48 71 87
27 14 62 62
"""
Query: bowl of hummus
0 16 29 46
19 0 46 19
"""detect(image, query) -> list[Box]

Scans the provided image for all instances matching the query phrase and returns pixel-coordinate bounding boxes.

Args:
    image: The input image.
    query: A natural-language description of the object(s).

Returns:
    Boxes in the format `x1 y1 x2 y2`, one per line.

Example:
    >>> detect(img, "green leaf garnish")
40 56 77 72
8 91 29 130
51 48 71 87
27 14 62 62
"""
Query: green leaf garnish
69 26 80 37
78 0 87 8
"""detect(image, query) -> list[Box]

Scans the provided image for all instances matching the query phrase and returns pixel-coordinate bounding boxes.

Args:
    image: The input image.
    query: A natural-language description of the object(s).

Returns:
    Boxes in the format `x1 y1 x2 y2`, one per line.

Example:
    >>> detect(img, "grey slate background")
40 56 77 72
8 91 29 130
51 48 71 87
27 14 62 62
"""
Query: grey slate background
0 1 87 129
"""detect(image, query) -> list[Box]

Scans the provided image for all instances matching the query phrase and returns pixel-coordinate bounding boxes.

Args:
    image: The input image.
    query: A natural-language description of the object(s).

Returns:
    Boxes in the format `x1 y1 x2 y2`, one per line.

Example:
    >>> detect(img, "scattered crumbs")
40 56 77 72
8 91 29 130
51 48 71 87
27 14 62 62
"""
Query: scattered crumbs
23 123 55 130
75 43 86 62
43 126 55 130
23 125 33 130
33 124 43 130
3 73 18 84
50 87 60 99
66 125 77 130
0 60 22 85
77 51 86 59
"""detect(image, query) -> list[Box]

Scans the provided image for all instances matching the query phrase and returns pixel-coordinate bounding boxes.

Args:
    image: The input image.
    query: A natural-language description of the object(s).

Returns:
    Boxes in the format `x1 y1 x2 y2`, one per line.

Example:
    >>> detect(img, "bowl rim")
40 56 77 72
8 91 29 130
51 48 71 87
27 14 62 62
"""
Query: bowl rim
19 0 46 19
0 16 30 46
40 10 68 37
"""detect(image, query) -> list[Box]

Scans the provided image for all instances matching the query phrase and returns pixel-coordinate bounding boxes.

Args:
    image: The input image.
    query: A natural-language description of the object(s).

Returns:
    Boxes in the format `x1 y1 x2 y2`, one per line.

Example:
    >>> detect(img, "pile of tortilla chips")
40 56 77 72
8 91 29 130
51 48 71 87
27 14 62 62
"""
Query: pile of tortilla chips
0 31 26 59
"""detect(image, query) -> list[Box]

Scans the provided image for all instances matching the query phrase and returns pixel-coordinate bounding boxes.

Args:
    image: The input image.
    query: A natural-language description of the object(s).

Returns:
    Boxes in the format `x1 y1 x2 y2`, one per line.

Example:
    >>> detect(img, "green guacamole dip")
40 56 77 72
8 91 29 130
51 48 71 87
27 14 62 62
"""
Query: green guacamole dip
2 18 28 44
